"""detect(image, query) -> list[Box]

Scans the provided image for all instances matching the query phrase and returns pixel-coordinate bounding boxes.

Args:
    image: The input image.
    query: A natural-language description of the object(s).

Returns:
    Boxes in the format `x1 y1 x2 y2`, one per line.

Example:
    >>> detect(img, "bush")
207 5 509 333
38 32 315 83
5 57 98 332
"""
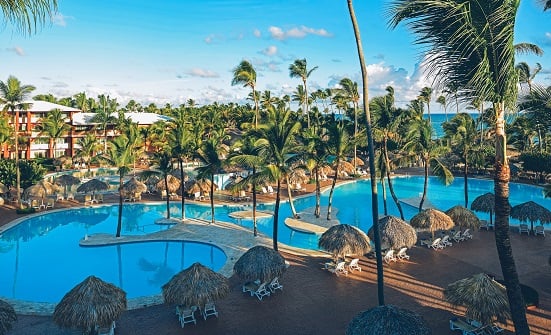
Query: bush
16 207 36 215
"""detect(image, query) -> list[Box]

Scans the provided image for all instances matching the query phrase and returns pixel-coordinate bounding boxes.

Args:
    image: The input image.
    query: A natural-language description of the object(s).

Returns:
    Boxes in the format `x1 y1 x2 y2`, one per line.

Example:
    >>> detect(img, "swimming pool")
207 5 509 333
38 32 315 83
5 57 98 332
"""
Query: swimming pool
0 176 548 304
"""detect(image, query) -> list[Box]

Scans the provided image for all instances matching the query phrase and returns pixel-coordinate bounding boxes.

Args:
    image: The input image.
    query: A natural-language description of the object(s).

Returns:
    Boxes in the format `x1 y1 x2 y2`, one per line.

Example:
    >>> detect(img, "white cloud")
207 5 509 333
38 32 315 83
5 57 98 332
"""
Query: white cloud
185 68 219 78
7 46 25 56
268 25 332 40
52 13 71 27
546 32 551 39
261 45 278 56
253 29 261 38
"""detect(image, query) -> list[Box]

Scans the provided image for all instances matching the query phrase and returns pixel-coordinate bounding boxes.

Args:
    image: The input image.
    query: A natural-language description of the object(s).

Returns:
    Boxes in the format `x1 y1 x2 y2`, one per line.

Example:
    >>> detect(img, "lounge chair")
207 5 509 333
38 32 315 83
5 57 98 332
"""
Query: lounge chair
96 321 115 335
238 190 250 201
193 191 203 201
201 301 218 320
55 193 64 201
176 305 197 327
535 225 545 237
462 229 473 240
396 247 410 260
66 192 75 201
441 235 453 247
468 319 504 335
384 249 397 264
267 185 275 194
45 198 55 209
348 258 362 272
480 220 494 230
242 281 271 301
428 237 444 250
449 317 487 335
95 193 104 203
451 230 464 243
31 199 44 210
161 190 168 200
261 186 269 194
84 194 93 205
325 261 348 276
519 224 529 235
268 276 283 293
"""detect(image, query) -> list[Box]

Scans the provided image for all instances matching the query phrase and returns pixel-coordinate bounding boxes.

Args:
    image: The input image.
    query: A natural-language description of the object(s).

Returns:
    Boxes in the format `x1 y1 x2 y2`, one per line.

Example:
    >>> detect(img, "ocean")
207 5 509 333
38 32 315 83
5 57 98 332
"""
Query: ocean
424 112 480 138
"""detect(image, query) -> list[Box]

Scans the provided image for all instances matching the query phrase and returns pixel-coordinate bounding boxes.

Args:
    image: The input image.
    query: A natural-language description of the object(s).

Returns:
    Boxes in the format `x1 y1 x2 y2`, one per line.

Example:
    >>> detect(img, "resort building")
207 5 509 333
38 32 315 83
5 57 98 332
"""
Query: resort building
1 100 170 159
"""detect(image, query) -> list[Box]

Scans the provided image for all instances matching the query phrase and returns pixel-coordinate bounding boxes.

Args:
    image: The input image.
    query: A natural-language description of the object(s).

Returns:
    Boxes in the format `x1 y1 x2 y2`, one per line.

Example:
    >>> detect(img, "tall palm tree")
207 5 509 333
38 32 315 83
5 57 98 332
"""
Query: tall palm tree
151 151 174 220
253 106 301 251
346 0 384 306
389 1 534 332
337 78 360 173
289 58 318 128
301 126 330 218
515 62 542 93
437 95 448 121
403 118 453 211
37 108 69 158
443 113 478 207
418 87 433 122
74 133 99 168
1 0 58 35
325 122 353 220
101 135 135 237
91 95 117 153
232 60 259 128
0 76 35 208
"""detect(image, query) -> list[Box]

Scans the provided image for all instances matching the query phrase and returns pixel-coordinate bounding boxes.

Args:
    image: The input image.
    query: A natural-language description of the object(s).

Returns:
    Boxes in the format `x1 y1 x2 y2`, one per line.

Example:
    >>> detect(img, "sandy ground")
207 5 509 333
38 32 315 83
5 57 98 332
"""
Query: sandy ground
1 174 550 335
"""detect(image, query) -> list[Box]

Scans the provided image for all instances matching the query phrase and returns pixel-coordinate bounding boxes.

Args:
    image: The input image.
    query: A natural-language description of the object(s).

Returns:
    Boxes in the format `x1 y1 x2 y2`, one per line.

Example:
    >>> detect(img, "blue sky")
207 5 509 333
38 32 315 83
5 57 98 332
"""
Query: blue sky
1 0 550 109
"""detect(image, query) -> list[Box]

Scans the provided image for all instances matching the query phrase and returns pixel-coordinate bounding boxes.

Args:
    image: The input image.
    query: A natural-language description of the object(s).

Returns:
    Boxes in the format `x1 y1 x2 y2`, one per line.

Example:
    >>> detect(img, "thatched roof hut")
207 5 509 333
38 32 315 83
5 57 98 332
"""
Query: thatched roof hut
0 299 17 335
318 224 372 260
54 174 81 187
162 262 229 308
53 276 127 334
470 193 496 224
233 245 287 283
121 177 147 194
76 179 109 194
510 200 551 233
368 216 417 250
445 206 481 230
346 305 432 335
410 209 454 238
0 182 7 194
444 273 510 326
156 175 181 193
23 180 61 199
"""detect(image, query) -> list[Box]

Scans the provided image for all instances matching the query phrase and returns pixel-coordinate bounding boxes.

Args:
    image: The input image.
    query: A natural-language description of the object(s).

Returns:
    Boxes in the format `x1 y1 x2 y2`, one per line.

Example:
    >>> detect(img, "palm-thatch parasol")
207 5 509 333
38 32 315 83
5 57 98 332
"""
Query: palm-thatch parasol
121 177 147 194
76 179 109 195
470 192 496 225
144 175 160 193
23 180 61 200
0 299 17 335
368 215 417 250
162 262 230 308
54 174 81 198
444 273 510 326
233 245 287 283
351 157 365 166
410 208 455 238
156 174 181 194
445 205 481 230
53 275 127 334
288 168 309 185
346 304 432 335
0 182 8 194
320 165 335 177
510 200 551 233
338 160 355 174
318 224 372 261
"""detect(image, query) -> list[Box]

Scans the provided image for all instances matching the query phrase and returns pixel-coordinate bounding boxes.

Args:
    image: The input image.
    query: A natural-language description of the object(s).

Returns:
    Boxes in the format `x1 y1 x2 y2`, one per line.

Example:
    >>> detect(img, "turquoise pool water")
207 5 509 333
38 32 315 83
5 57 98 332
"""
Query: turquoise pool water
0 176 548 304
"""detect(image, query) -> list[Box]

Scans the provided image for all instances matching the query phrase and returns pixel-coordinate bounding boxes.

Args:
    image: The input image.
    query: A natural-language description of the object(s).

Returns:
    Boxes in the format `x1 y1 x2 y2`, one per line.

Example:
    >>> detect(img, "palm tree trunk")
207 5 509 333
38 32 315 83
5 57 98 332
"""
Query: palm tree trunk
348 0 383 306
419 159 428 212
285 176 299 219
314 166 321 218
14 109 22 209
384 138 405 219
164 176 170 219
116 175 123 237
252 167 258 236
327 160 339 220
494 102 529 335
273 179 282 251
179 160 186 221
463 150 468 207
380 177 388 216
210 176 215 225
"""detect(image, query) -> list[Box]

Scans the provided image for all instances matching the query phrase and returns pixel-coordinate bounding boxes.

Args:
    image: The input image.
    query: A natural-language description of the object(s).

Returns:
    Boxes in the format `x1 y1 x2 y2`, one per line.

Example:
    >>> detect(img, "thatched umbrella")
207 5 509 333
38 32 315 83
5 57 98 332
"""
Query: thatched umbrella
121 177 147 194
0 299 17 335
351 157 365 166
156 174 181 194
0 182 8 194
53 275 127 334
444 273 510 326
445 205 481 230
288 168 309 185
233 245 287 283
510 200 551 233
54 174 81 198
410 208 455 238
338 160 355 174
23 180 61 200
76 179 109 195
162 262 229 308
470 192 496 225
318 224 372 261
368 215 417 250
346 305 432 335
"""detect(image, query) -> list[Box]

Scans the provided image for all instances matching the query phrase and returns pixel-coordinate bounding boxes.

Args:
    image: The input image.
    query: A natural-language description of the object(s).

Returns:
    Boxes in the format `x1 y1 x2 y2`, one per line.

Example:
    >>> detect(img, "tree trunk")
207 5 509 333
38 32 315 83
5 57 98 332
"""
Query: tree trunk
347 0 383 306
327 159 339 220
380 176 388 216
116 175 123 237
419 159 428 212
493 102 529 335
252 167 258 236
314 166 321 218
285 176 299 219
273 178 281 251
179 159 186 221
14 109 21 209
384 137 405 219
464 150 469 208
210 175 215 225
164 176 170 219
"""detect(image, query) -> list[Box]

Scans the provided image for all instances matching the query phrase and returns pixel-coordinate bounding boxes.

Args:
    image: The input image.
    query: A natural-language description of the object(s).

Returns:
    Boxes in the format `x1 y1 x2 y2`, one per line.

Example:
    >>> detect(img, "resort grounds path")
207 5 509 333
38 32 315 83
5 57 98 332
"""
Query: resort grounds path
1 177 550 335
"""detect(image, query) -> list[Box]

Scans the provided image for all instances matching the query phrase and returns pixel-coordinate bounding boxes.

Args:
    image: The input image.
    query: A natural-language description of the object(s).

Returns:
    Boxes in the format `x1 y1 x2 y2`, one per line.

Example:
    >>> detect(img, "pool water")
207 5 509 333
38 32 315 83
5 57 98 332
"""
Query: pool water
0 176 549 304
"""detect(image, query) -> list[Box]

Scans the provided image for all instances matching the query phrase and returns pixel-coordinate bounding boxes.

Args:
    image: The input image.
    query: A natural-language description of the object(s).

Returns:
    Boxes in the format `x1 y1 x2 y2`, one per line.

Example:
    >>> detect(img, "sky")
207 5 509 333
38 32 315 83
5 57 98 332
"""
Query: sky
1 0 550 110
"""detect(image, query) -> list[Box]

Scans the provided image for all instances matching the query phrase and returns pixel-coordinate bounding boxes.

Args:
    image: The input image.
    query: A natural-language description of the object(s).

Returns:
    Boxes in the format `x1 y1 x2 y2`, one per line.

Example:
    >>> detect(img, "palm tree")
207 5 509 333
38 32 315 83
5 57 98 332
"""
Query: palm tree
92 94 117 153
253 106 301 251
74 133 99 169
337 78 360 173
101 135 135 237
232 60 259 128
325 122 353 221
418 87 433 122
37 108 69 158
443 113 478 207
1 0 58 35
300 126 330 218
515 62 542 93
151 151 174 220
389 1 534 332
289 58 318 128
403 118 453 211
0 76 35 208
437 95 448 121
346 0 384 306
